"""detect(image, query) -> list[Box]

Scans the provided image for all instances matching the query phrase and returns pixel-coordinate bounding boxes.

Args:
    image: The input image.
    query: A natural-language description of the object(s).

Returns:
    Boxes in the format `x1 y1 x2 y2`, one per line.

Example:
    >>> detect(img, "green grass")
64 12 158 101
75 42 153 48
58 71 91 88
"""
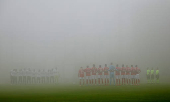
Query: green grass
0 84 170 102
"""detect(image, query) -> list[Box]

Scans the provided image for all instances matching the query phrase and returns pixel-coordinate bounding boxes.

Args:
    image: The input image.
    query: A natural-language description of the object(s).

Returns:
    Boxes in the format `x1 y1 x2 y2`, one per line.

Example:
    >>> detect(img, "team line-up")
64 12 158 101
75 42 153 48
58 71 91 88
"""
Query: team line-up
78 63 141 86
10 68 59 85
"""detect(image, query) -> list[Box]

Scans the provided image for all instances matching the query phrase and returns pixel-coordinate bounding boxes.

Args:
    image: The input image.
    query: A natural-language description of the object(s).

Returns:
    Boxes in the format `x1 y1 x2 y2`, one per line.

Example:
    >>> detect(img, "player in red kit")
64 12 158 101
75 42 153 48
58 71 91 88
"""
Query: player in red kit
125 65 131 85
115 64 121 85
98 65 103 85
91 64 97 85
104 64 109 85
78 67 84 86
131 65 136 85
121 64 126 85
84 66 91 85
135 65 141 85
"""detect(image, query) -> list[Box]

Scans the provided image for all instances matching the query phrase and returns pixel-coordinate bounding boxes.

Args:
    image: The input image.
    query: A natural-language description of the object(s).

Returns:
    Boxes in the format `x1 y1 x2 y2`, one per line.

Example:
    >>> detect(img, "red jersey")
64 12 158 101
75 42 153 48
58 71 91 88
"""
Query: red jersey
116 67 121 75
91 67 97 75
135 67 141 74
121 67 126 75
85 68 91 76
78 69 84 77
126 67 131 75
131 67 136 75
104 67 109 75
98 67 103 75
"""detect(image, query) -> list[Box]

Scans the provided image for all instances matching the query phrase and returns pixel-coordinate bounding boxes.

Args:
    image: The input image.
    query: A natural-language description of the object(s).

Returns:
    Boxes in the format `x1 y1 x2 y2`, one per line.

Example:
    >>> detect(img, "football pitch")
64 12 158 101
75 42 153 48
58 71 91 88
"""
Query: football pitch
0 84 170 102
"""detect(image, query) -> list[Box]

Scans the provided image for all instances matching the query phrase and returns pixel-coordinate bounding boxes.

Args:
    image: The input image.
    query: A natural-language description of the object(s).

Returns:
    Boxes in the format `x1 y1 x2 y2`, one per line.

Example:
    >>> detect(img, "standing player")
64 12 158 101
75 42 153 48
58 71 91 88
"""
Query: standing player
98 65 103 85
109 63 117 85
121 64 126 85
151 68 154 84
115 64 121 85
78 67 85 86
32 69 36 84
135 65 141 85
10 69 14 85
104 64 109 85
18 69 23 84
23 69 26 84
131 65 136 85
155 67 159 83
147 67 150 84
91 64 97 85
84 66 91 85
37 69 41 84
126 65 131 85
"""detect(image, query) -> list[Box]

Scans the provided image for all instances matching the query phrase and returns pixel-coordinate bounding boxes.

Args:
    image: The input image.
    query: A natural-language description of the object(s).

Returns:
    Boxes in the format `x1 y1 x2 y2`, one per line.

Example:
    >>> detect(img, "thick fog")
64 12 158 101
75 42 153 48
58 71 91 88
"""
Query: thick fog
0 0 170 84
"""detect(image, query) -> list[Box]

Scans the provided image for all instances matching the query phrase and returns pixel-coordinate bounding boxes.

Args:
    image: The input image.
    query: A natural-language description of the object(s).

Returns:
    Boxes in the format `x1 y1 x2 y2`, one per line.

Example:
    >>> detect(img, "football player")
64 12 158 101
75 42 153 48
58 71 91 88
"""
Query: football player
121 64 126 85
147 67 150 84
78 67 85 86
109 63 117 85
131 65 136 85
84 66 91 85
125 65 131 85
98 65 103 85
151 68 154 84
115 64 121 85
135 65 141 85
155 67 159 83
104 64 109 85
91 64 97 85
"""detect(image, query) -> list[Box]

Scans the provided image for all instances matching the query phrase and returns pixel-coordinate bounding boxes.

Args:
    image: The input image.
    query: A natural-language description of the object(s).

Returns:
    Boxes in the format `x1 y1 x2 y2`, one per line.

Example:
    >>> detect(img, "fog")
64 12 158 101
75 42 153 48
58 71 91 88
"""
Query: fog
0 0 170 84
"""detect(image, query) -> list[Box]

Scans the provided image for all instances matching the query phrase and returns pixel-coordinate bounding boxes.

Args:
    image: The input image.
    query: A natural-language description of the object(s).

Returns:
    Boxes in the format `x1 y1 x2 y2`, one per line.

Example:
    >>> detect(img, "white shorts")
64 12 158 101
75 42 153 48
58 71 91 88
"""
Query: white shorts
98 75 103 78
79 77 84 79
104 75 109 78
115 75 120 79
121 75 126 78
86 76 91 79
91 75 97 79
131 75 135 79
125 75 131 79
136 74 139 79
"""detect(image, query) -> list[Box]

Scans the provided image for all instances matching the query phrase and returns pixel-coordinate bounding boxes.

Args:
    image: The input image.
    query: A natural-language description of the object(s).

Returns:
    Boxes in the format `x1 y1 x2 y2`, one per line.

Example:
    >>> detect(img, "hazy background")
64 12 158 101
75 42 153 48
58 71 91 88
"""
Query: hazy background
0 0 170 84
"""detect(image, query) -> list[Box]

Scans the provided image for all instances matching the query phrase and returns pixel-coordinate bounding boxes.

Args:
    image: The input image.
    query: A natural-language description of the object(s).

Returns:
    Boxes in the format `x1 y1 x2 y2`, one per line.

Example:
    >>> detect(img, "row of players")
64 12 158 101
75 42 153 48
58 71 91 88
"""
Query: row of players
10 68 60 84
78 63 141 86
147 67 160 84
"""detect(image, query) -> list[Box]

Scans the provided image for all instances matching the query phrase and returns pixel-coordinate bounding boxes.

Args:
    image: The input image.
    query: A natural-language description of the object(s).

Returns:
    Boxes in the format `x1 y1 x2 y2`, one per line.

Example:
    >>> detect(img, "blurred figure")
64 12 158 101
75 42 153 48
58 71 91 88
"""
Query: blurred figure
151 68 154 83
115 64 121 85
18 69 23 84
50 69 54 84
32 69 36 84
37 69 41 84
104 64 109 85
10 69 14 85
91 64 97 85
126 65 131 85
41 69 45 84
78 67 84 86
97 65 103 85
135 65 141 85
54 68 59 84
155 67 159 83
27 68 31 84
131 65 136 85
147 68 150 84
84 66 91 85
121 64 126 85
14 69 17 84
23 69 26 84
109 63 117 85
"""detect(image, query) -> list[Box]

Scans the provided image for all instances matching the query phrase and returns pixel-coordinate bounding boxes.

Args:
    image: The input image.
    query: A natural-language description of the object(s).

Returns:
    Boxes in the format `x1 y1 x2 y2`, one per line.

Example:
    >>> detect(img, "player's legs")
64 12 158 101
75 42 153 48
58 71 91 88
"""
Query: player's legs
98 75 100 85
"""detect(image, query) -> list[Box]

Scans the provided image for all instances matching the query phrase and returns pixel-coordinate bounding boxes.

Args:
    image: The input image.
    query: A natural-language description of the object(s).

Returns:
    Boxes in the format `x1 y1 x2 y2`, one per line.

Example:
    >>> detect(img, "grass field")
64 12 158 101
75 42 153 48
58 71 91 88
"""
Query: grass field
0 84 170 102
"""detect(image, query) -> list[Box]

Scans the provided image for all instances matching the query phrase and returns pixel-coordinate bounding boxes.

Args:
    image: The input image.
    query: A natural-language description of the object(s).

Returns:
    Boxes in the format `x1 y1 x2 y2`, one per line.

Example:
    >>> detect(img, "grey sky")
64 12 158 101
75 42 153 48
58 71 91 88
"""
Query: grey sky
0 0 170 83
